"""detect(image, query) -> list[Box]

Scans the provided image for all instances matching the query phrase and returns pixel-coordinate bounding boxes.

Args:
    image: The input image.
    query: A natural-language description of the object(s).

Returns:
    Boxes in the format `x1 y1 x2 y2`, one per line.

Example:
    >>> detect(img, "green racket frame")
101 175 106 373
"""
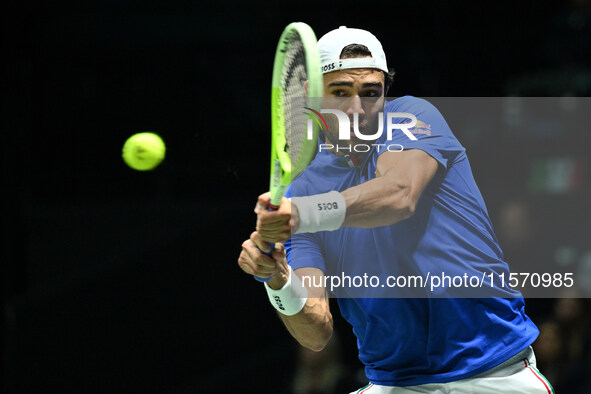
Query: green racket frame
269 22 322 208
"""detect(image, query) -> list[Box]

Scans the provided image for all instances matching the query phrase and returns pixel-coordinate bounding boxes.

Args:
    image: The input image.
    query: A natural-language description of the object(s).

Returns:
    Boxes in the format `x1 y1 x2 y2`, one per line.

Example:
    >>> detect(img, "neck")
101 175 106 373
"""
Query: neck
323 135 369 165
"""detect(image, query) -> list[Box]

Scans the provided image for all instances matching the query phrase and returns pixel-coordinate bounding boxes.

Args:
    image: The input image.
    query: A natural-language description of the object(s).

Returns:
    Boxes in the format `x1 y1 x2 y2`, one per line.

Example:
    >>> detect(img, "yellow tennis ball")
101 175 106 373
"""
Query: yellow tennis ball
122 132 166 171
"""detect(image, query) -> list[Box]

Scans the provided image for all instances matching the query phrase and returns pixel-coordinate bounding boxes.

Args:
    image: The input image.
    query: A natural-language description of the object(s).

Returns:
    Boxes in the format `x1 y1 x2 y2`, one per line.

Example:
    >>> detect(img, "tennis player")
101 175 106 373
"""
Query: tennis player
238 26 554 393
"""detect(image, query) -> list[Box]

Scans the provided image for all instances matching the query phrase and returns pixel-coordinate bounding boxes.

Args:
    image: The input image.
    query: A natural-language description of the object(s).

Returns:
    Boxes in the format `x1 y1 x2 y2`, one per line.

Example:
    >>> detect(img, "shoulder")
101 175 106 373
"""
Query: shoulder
290 153 342 197
386 95 440 114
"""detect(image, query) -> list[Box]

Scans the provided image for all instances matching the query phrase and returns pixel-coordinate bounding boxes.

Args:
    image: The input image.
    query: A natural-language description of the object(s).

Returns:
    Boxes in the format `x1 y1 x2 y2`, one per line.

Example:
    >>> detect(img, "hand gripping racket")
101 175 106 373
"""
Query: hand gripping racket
255 22 322 282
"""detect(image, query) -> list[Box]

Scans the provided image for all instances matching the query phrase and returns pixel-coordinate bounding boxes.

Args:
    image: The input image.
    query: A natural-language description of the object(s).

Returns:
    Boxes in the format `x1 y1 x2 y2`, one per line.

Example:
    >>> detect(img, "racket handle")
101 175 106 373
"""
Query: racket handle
254 204 280 282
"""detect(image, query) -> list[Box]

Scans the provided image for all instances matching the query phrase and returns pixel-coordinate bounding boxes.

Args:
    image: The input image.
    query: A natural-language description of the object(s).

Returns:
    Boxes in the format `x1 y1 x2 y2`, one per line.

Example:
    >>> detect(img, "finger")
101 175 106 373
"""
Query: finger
271 243 286 262
257 216 290 231
239 243 276 273
250 231 271 253
241 247 277 270
238 252 275 277
259 232 291 244
278 196 292 215
254 192 271 214
241 239 263 261
253 266 276 277
258 205 291 222
256 223 292 243
256 213 292 238
256 222 289 239
237 252 256 275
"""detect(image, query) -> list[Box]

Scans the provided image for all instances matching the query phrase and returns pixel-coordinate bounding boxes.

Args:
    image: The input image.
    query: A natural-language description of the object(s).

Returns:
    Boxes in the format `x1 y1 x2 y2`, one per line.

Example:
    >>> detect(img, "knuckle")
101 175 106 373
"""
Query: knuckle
280 208 291 216
238 256 249 267
237 260 250 273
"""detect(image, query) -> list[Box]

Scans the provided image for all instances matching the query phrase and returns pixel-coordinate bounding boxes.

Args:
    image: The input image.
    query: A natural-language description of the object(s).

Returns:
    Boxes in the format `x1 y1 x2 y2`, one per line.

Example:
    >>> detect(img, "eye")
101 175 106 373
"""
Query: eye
332 89 348 97
362 89 381 98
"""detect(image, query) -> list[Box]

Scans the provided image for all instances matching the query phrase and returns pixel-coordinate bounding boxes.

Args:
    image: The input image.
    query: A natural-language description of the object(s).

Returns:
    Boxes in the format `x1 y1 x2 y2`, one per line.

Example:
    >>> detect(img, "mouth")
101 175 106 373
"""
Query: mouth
350 123 368 138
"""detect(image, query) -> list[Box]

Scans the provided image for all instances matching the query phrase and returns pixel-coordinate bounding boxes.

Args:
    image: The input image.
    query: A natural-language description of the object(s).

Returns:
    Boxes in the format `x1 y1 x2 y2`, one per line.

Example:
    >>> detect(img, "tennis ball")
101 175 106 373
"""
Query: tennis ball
122 132 166 171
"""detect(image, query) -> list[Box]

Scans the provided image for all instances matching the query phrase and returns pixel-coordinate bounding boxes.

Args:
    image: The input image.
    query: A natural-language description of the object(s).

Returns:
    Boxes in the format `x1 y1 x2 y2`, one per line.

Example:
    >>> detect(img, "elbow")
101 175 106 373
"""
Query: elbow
298 322 333 352
301 341 326 353
400 200 416 220
392 191 417 221
300 330 332 352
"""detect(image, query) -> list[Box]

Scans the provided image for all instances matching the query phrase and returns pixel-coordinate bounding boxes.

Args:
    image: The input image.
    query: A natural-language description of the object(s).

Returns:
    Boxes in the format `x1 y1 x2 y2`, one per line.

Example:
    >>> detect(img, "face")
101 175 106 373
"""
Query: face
321 67 385 156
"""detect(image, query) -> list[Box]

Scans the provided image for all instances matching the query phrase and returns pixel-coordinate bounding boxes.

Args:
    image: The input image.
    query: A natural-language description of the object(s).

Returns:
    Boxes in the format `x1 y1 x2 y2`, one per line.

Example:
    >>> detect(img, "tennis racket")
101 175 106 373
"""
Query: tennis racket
255 22 322 282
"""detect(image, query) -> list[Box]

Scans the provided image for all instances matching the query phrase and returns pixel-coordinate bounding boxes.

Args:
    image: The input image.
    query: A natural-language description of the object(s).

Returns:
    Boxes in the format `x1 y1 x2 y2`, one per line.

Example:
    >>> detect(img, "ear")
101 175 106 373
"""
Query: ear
303 80 309 95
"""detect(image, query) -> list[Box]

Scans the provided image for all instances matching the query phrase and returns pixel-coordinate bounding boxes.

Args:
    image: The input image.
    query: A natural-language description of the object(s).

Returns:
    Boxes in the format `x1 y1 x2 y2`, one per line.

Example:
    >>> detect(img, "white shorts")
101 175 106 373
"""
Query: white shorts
350 347 554 394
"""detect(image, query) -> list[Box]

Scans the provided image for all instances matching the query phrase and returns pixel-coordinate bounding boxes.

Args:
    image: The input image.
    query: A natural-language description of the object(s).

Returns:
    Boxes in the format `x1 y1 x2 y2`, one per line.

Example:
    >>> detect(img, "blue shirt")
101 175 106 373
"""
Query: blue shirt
285 96 539 386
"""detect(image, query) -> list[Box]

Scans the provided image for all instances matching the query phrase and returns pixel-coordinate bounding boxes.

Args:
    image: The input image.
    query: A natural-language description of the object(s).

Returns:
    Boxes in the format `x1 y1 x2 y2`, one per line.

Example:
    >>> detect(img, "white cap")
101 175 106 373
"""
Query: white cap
317 26 388 74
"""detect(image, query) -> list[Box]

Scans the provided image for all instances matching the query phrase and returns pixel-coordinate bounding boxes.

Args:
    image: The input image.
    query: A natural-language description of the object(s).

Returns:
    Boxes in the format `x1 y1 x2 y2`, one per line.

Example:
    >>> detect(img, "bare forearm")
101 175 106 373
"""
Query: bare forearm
266 267 333 351
341 176 415 228
285 151 437 233
340 150 439 228
278 297 333 352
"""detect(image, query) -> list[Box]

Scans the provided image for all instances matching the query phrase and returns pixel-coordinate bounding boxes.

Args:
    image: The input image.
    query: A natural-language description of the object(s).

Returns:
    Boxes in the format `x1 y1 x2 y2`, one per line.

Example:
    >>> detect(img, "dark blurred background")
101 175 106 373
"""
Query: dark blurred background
3 1 591 393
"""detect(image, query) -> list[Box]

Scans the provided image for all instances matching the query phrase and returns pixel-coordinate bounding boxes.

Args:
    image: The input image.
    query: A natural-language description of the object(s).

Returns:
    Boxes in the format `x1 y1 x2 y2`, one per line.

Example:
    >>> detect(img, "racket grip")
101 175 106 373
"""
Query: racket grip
254 204 280 282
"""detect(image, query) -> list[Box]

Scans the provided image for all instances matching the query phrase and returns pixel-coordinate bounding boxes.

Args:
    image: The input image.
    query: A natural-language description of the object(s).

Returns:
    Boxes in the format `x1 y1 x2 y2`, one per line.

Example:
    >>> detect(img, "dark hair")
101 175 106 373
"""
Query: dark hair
339 44 396 93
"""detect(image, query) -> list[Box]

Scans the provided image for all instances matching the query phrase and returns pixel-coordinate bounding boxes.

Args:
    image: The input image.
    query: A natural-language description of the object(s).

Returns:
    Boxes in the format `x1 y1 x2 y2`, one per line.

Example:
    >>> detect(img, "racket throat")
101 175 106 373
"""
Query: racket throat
269 183 288 209
270 159 289 207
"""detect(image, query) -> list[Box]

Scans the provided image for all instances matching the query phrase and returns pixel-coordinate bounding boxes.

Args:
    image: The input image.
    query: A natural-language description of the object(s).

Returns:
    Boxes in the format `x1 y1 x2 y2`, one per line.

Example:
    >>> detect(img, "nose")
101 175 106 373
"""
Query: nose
345 95 365 117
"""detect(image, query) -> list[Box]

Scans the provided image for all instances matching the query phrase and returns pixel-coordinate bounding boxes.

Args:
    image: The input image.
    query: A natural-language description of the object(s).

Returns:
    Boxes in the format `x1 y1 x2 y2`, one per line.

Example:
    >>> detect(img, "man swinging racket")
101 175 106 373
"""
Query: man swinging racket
238 26 554 393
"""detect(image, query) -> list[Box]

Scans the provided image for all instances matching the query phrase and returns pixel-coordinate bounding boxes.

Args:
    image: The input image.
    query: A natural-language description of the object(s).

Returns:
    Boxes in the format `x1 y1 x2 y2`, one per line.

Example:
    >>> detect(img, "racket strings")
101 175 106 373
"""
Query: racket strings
281 33 309 177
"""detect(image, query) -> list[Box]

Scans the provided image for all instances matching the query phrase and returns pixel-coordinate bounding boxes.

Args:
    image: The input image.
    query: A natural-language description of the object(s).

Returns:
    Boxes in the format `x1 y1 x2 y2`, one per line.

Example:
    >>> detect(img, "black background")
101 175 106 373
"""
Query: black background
3 1 591 393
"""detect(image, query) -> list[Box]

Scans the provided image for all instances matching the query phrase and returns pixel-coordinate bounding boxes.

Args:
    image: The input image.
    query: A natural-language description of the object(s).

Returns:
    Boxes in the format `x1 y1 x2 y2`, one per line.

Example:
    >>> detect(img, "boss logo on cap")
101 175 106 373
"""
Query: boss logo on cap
321 63 335 72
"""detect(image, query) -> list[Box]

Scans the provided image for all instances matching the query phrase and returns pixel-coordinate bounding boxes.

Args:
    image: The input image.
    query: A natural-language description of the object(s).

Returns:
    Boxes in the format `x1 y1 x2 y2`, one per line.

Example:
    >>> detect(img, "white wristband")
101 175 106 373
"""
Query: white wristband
292 191 346 234
264 265 308 316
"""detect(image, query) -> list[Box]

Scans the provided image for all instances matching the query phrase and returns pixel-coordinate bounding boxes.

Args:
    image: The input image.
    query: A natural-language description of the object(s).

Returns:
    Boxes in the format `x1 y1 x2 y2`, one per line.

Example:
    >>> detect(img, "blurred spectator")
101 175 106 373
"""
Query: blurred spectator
495 197 558 272
534 291 591 392
497 196 591 391
534 319 568 388
497 199 534 250
289 332 347 394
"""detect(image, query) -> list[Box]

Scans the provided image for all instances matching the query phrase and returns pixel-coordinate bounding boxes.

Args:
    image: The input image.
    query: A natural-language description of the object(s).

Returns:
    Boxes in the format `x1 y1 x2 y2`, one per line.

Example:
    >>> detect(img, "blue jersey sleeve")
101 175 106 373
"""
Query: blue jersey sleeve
284 233 327 273
379 97 465 170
